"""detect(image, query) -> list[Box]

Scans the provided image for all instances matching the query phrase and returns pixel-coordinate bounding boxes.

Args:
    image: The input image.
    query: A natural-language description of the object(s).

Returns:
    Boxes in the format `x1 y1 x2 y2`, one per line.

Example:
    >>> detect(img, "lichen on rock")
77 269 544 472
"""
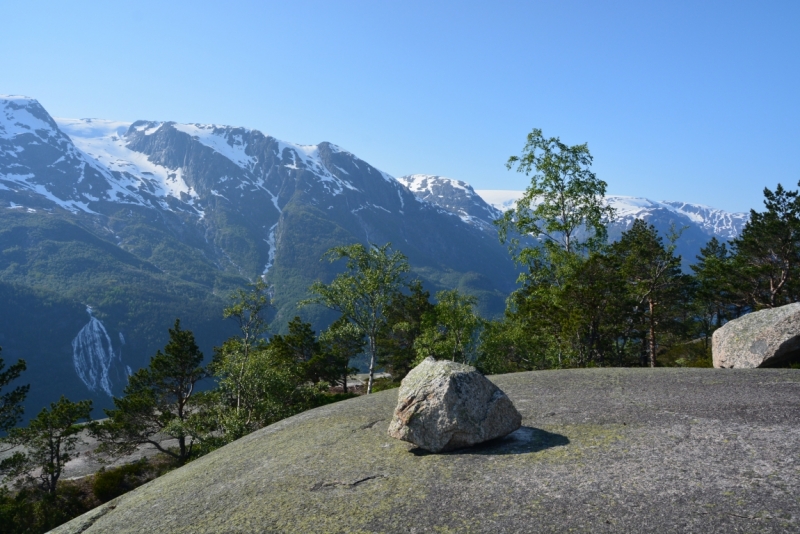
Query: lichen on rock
387 357 522 452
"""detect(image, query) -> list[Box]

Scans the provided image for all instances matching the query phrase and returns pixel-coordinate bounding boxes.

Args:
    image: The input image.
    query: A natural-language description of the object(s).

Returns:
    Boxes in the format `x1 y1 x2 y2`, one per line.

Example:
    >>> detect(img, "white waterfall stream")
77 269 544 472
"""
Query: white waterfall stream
71 306 116 396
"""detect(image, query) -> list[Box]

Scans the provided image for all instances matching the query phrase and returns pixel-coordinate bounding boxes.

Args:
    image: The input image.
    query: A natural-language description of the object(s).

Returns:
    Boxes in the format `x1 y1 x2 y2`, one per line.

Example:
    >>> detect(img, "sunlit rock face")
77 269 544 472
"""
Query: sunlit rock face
52 369 800 533
713 303 800 368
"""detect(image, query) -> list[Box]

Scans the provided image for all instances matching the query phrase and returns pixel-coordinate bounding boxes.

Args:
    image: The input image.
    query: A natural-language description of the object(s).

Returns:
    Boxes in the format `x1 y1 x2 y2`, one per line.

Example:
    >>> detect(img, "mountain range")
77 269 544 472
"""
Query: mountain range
0 95 749 419
397 176 748 268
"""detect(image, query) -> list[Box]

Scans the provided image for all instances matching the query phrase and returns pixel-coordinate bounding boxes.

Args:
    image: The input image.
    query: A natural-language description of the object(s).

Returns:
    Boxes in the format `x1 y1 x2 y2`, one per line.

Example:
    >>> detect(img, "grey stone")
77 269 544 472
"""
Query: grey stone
387 357 522 452
52 368 800 534
713 302 800 368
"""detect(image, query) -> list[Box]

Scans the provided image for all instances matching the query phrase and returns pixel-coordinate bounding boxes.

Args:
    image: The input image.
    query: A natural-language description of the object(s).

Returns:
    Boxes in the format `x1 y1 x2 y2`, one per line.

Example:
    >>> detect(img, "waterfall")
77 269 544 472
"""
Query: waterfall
71 306 116 396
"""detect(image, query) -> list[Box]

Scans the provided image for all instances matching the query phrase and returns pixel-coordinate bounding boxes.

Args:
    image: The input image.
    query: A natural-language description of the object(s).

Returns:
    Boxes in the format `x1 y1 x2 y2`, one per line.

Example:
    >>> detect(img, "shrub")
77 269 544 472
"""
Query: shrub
92 459 150 503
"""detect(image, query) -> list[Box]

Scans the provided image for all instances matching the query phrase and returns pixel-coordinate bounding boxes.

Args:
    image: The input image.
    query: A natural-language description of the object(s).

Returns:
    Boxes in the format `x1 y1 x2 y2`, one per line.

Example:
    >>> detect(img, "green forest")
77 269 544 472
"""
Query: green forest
2 128 800 532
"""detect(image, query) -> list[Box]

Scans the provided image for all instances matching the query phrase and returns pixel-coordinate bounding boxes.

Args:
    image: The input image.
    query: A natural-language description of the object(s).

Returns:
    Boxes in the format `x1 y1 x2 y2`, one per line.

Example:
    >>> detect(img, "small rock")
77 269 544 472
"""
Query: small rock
713 302 800 368
388 357 522 452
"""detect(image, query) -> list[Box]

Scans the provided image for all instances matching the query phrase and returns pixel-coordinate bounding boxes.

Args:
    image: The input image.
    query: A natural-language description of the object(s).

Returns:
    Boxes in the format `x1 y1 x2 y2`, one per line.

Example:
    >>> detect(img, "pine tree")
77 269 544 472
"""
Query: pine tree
91 319 207 465
0 347 29 437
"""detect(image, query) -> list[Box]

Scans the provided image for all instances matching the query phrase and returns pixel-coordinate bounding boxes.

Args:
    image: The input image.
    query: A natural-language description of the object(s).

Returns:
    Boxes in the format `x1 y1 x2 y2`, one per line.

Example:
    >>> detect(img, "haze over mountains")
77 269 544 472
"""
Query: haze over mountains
0 95 749 418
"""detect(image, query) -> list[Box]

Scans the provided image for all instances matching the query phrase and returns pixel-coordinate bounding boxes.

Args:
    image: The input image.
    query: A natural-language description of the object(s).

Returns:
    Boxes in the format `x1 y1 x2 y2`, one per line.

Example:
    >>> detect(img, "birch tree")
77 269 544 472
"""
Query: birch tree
303 243 409 393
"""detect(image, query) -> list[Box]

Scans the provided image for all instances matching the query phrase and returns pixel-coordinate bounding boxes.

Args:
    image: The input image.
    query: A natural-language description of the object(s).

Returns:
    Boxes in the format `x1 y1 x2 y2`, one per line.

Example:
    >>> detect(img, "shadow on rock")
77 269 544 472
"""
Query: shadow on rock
410 427 569 456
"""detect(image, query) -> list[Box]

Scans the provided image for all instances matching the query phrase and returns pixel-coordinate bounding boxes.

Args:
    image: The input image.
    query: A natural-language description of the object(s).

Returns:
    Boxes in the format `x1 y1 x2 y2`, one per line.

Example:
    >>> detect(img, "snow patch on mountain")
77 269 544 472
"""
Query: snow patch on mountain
398 175 500 232
660 201 748 239
172 123 257 170
276 140 360 195
1 172 96 213
56 118 202 213
606 196 748 238
399 174 471 195
0 95 59 139
474 190 749 239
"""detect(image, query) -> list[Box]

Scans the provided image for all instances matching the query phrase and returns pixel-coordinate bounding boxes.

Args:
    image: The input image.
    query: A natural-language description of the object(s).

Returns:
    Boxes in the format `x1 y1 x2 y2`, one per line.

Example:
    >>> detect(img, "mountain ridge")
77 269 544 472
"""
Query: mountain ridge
0 95 753 419
0 96 517 418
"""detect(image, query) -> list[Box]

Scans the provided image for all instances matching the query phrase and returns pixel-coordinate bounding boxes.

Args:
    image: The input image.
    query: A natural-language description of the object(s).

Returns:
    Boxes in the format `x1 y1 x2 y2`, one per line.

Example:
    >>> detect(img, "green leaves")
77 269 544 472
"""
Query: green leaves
210 311 326 444
730 182 800 308
500 128 615 260
0 348 28 436
223 278 271 351
91 320 206 464
3 396 92 494
303 243 410 393
414 289 483 364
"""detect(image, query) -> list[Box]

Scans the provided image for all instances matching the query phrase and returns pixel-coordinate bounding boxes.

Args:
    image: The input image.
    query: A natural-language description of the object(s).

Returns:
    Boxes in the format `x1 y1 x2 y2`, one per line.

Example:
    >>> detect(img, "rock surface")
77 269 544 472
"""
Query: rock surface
388 357 521 452
54 369 800 533
713 303 800 368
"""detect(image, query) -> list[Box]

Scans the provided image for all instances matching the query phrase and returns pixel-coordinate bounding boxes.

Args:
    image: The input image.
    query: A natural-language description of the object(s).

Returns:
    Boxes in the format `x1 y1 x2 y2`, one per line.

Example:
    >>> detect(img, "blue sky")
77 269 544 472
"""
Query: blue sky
2 0 798 213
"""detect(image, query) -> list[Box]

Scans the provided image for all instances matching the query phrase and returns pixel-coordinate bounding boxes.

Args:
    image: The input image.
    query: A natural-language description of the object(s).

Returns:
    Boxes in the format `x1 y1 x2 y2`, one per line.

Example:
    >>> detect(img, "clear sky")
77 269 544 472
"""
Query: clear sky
3 0 798 213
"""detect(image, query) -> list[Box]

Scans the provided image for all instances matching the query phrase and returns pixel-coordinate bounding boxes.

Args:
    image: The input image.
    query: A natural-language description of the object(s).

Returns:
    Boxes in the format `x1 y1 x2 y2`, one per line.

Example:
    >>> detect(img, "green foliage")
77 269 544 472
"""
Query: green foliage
369 377 400 392
208 341 324 444
660 340 713 368
414 289 483 364
498 128 615 263
209 301 327 445
2 396 92 495
91 320 207 465
205 283 326 445
90 458 174 503
0 347 28 436
691 238 734 325
376 280 433 382
612 220 686 367
312 391 360 405
484 180 688 371
316 317 362 392
91 461 148 503
270 316 320 366
0 483 95 534
218 279 273 414
729 182 800 309
0 210 239 421
303 243 410 393
223 278 271 355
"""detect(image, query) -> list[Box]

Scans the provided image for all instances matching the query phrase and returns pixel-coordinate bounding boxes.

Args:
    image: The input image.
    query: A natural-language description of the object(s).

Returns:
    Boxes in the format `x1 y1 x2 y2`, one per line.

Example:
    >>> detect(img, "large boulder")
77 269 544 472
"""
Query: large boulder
387 357 522 452
713 302 800 368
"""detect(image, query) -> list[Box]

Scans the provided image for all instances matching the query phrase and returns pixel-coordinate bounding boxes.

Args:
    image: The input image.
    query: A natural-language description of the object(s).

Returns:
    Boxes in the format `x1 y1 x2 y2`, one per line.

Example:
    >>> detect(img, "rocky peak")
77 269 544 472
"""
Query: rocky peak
397 174 501 234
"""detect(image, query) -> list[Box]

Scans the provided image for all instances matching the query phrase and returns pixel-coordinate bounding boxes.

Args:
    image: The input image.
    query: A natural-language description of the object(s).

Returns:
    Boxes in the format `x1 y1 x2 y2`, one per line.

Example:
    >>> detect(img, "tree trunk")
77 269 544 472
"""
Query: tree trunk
367 336 376 394
648 299 656 368
179 436 187 464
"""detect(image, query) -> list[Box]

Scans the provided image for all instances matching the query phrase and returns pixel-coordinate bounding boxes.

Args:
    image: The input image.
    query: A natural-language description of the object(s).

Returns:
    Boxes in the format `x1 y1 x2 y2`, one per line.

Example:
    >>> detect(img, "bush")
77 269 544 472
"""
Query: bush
92 460 151 503
313 392 359 406
0 482 94 534
90 457 179 503
370 377 400 392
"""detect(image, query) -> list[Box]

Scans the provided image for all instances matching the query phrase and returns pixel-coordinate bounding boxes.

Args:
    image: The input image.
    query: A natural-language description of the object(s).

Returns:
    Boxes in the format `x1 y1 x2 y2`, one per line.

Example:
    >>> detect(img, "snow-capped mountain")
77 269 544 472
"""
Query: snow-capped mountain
472 189 749 241
396 174 501 234
0 96 517 418
607 196 748 240
0 94 755 420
